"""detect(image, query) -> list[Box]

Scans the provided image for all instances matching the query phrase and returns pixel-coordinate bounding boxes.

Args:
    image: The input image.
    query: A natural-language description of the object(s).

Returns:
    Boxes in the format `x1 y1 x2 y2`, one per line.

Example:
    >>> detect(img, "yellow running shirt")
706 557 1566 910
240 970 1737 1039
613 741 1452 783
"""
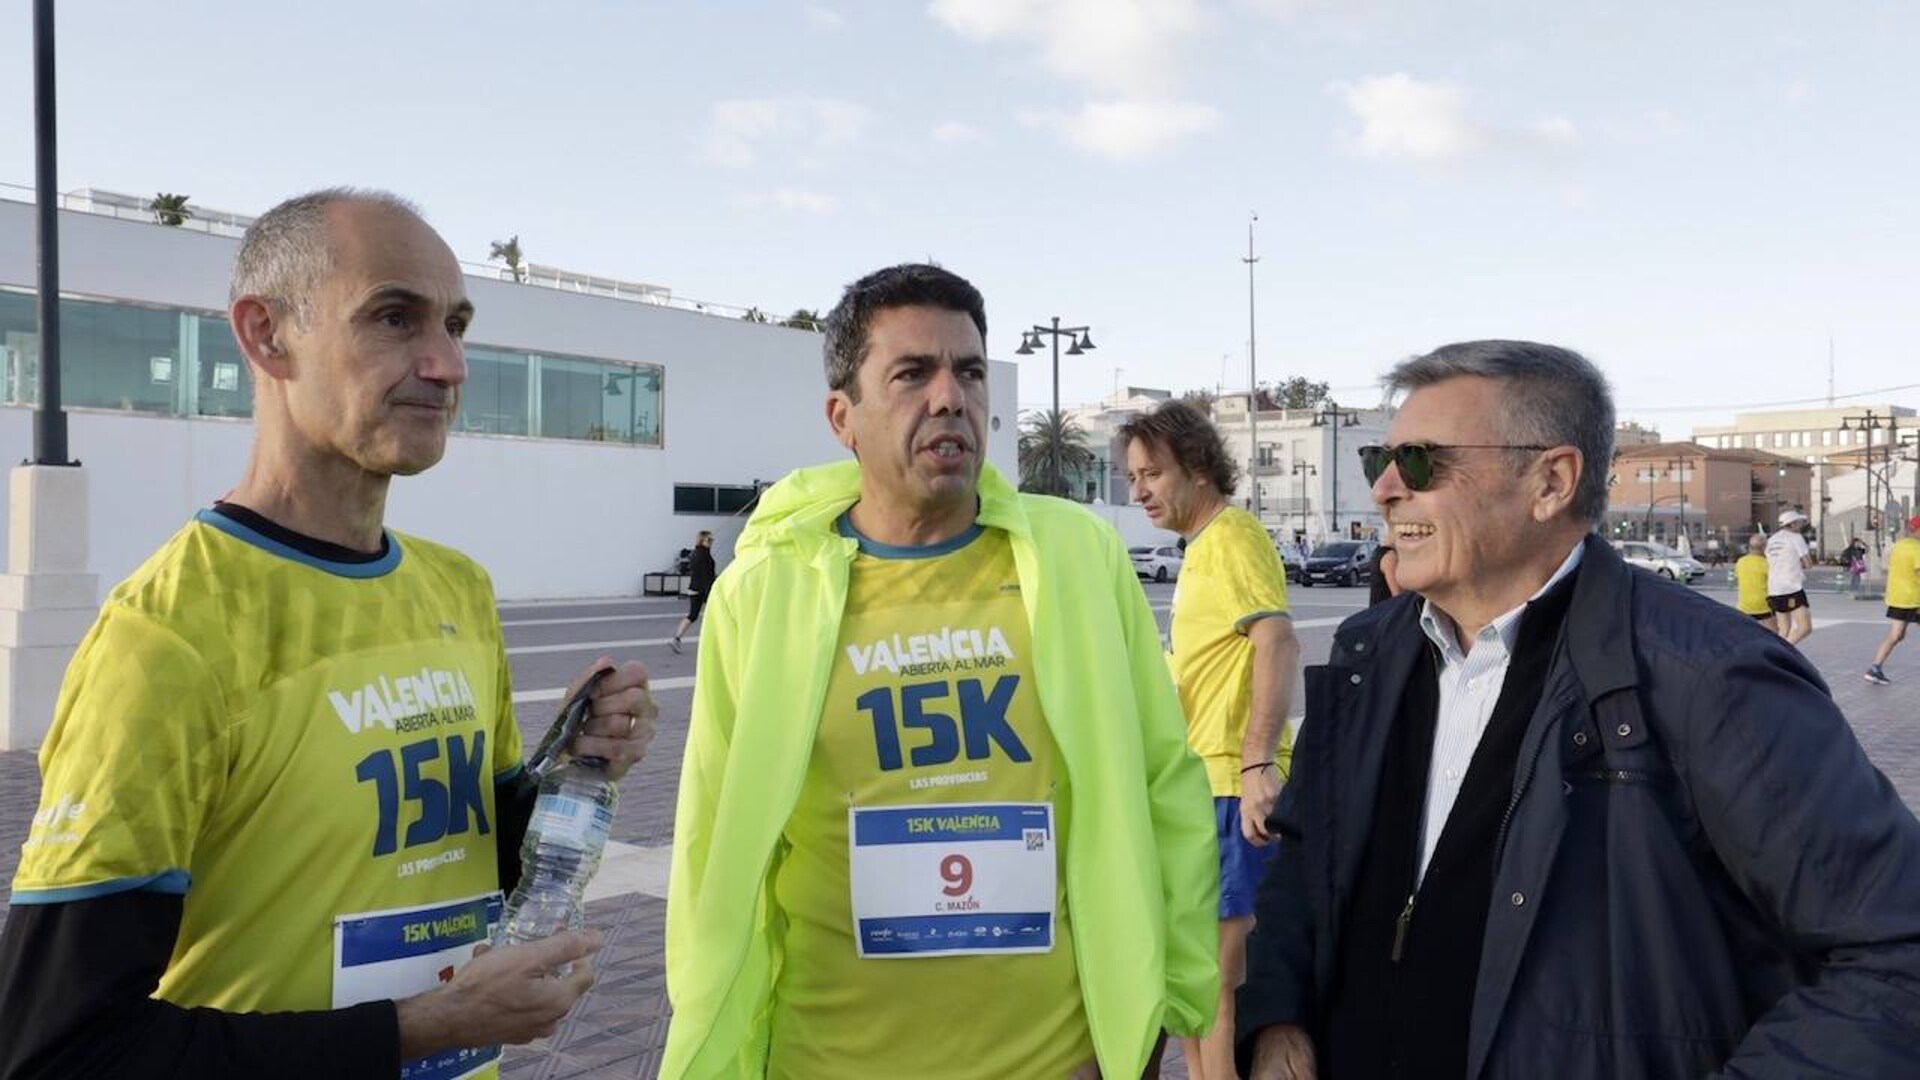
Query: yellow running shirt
1735 553 1772 615
13 511 521 1080
768 521 1093 1079
1889 537 1920 610
1167 506 1294 796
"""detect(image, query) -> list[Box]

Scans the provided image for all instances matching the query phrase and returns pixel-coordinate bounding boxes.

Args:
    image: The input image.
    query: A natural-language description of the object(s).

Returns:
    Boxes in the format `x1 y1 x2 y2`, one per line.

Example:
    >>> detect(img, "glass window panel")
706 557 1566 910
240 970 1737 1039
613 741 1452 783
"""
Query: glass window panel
674 485 718 513
457 345 531 436
59 296 179 414
195 314 253 417
538 354 616 441
715 486 759 514
0 289 37 406
590 363 663 446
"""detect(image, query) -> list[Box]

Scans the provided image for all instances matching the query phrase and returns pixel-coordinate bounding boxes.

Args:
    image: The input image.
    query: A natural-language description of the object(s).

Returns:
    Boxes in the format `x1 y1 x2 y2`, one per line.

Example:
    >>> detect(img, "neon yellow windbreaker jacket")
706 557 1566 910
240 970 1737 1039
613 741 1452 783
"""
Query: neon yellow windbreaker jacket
661 461 1219 1078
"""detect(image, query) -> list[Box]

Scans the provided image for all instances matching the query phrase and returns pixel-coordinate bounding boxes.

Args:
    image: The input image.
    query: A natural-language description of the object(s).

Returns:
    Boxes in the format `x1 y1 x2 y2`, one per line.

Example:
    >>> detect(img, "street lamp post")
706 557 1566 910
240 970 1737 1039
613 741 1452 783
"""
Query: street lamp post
33 0 71 467
1313 405 1362 538
1665 455 1689 548
1644 462 1657 540
1291 460 1316 540
1016 318 1094 498
1840 410 1894 555
1243 212 1260 523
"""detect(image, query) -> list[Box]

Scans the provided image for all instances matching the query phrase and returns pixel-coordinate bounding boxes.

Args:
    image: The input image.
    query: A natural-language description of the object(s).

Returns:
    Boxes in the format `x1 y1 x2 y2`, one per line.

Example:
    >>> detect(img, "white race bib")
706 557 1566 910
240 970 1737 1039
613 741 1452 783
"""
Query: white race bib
848 802 1056 959
333 892 503 1080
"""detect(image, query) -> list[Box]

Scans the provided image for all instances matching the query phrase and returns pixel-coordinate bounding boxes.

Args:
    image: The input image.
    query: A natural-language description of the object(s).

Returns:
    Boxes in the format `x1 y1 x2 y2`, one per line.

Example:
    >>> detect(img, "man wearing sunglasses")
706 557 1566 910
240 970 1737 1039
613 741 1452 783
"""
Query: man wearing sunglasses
1239 340 1920 1078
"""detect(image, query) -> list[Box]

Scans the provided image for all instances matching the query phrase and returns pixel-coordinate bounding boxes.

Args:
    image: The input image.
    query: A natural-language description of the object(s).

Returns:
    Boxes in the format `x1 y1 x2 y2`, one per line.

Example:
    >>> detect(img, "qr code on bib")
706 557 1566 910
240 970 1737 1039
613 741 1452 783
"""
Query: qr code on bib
1024 829 1047 851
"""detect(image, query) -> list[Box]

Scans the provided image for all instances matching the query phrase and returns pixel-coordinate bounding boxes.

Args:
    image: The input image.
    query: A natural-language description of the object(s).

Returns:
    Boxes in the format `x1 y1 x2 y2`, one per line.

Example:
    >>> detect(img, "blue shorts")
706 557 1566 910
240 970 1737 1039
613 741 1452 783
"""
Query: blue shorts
1216 796 1276 919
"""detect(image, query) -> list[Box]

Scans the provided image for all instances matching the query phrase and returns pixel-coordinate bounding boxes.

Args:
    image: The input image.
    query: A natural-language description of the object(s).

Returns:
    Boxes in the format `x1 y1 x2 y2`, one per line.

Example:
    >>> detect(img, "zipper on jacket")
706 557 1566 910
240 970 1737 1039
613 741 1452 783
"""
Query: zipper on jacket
1492 697 1562 866
1390 893 1415 963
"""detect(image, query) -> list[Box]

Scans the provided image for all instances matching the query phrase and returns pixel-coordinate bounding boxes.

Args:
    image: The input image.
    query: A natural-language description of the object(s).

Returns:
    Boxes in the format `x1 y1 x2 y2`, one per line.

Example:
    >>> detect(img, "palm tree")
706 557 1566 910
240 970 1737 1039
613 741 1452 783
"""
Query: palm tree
489 235 526 283
149 193 192 227
1017 409 1099 499
781 308 824 331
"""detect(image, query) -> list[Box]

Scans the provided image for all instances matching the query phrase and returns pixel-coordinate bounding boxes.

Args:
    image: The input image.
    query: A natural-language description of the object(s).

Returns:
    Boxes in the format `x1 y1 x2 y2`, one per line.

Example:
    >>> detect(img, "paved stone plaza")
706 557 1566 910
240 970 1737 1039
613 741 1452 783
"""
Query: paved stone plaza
2 583 1915 1078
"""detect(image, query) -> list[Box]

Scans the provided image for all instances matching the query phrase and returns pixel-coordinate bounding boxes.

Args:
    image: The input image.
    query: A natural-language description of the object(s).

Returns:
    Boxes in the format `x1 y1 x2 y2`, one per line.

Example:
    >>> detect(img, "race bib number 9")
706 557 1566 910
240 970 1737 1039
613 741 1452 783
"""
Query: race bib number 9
848 802 1055 958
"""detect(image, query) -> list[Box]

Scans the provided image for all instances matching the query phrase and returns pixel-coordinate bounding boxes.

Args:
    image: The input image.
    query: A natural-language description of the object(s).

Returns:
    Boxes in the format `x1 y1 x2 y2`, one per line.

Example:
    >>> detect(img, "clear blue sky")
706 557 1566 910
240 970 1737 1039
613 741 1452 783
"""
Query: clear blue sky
3 1 1915 438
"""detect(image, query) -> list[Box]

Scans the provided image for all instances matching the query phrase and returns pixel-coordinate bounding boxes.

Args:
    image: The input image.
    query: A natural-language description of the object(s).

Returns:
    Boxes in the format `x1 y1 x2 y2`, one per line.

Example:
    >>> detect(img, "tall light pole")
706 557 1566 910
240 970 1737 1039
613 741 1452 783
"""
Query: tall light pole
33 0 71 467
1015 318 1094 497
1840 410 1894 555
1291 460 1316 540
1313 404 1362 538
1243 212 1261 523
1664 455 1690 547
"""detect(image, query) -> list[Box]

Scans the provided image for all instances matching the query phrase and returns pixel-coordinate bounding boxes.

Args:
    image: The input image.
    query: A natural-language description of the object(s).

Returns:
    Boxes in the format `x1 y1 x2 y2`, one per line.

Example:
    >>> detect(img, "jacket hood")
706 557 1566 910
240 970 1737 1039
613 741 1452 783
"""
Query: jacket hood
735 459 1027 560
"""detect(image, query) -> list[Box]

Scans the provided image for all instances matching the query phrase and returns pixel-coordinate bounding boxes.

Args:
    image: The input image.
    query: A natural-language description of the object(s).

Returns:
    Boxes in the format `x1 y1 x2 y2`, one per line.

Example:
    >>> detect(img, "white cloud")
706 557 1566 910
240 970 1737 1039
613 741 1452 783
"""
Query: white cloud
739 189 841 214
1532 116 1578 146
927 0 1207 97
932 121 987 144
804 4 844 28
703 97 872 168
1021 99 1222 160
1332 74 1577 165
1336 74 1485 161
1784 78 1813 104
1603 108 1686 145
1231 0 1323 18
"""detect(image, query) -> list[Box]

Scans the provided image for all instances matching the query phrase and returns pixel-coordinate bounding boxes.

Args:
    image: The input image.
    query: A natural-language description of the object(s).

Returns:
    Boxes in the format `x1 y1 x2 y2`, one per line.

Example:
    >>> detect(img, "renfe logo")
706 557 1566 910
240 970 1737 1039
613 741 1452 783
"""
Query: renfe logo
329 667 478 735
32 793 86 829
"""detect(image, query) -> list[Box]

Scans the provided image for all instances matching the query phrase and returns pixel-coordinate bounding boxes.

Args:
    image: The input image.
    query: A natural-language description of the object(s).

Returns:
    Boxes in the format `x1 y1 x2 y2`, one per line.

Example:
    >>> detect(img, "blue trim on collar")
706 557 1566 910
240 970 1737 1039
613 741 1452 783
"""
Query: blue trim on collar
837 512 985 559
194 509 403 579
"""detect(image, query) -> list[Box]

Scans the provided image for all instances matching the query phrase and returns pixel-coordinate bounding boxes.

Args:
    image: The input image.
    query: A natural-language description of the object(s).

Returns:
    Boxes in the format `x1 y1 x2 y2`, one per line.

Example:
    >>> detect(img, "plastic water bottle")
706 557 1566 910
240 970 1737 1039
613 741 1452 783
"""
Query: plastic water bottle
495 758 619 962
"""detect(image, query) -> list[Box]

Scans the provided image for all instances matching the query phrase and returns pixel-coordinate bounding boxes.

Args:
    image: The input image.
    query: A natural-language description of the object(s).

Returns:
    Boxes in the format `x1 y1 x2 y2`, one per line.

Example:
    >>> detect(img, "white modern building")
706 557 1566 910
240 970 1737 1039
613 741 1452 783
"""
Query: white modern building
1211 396 1391 545
0 190 1018 601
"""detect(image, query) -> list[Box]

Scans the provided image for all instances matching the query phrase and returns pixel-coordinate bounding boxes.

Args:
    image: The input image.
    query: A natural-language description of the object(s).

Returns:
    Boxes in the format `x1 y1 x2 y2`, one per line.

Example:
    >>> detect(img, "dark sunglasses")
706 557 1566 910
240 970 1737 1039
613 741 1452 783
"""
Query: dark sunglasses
1357 442 1553 491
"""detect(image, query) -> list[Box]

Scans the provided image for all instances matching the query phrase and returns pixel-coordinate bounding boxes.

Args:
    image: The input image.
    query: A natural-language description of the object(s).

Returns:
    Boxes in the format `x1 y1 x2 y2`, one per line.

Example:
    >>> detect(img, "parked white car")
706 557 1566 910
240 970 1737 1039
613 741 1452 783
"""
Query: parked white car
1614 541 1707 583
1130 544 1184 583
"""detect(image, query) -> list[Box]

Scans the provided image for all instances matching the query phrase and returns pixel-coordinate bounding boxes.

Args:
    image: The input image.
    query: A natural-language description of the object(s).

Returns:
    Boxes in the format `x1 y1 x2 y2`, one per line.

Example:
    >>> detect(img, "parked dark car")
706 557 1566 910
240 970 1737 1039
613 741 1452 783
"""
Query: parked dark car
1297 540 1377 587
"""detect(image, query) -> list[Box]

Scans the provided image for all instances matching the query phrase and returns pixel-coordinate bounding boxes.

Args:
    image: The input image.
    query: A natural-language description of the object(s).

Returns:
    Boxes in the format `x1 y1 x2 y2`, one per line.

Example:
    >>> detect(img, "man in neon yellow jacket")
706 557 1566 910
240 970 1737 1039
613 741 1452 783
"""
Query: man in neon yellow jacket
663 264 1219 1078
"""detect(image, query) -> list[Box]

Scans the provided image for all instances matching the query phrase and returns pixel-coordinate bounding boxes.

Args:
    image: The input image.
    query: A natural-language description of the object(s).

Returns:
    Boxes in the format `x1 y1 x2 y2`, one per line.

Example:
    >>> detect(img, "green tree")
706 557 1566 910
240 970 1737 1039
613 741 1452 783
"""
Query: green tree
149 193 193 227
1255 376 1332 411
488 235 526 283
1017 409 1098 499
1178 387 1217 414
782 308 824 331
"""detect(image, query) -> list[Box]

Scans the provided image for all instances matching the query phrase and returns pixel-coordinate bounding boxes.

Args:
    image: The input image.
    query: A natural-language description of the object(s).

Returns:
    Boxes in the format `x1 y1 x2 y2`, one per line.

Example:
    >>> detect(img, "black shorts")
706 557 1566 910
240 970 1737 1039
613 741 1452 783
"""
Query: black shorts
1768 591 1809 614
1889 606 1920 624
1749 611 1775 621
686 591 709 622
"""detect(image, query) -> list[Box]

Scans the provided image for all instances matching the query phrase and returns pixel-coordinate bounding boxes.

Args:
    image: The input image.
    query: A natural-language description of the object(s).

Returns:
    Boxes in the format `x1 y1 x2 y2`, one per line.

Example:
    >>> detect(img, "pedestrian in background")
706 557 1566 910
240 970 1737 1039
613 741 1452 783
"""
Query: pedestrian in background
669 529 716 654
1765 510 1816 645
1865 516 1920 685
1735 532 1776 632
1844 536 1869 596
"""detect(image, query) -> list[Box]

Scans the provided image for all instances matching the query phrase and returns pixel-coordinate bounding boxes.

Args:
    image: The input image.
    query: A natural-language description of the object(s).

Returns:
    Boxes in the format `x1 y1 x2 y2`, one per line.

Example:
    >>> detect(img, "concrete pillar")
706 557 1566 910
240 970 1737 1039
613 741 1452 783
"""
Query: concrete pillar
0 465 98 750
